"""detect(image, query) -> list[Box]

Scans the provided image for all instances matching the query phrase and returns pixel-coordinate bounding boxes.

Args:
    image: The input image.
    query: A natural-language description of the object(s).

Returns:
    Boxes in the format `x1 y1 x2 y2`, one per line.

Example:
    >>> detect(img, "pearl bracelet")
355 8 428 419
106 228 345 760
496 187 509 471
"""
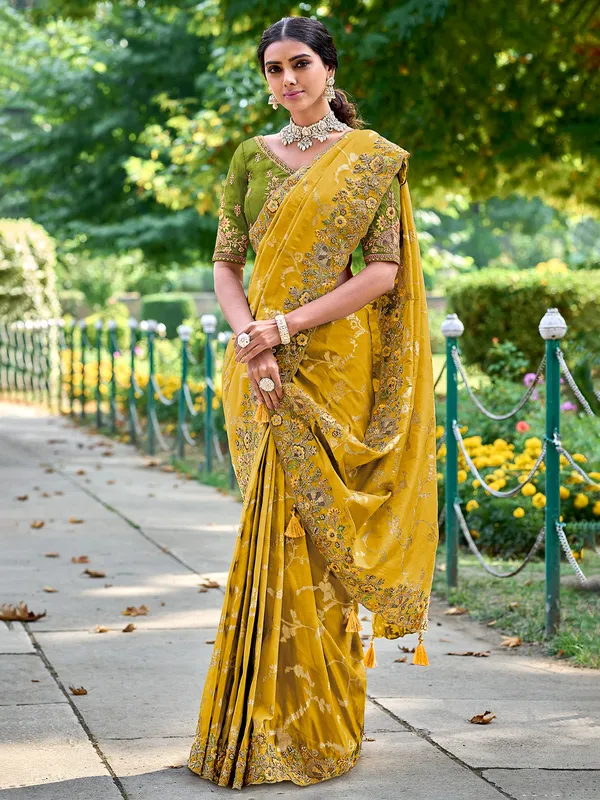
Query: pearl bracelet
274 313 291 345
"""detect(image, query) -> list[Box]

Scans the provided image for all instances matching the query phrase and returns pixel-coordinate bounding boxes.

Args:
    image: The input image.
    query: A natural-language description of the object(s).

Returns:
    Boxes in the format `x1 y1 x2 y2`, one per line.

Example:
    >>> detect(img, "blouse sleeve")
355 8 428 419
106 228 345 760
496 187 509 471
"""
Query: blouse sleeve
361 158 407 266
212 143 250 265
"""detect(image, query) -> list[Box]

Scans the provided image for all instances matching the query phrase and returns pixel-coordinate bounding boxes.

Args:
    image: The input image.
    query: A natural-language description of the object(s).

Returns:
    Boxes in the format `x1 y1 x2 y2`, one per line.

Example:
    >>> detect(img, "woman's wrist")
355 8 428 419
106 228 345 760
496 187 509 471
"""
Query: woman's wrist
284 309 303 339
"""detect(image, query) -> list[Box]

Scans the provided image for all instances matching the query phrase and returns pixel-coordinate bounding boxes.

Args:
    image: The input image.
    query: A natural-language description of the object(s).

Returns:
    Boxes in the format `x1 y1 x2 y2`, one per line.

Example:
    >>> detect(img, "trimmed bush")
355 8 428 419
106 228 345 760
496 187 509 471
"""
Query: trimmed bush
447 269 600 370
58 289 87 318
0 218 60 321
141 293 197 338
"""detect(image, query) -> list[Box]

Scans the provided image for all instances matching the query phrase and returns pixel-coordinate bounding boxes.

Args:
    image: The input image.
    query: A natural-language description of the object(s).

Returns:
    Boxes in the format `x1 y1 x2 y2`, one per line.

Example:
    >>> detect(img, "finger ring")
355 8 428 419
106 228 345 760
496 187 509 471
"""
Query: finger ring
237 332 251 348
258 377 275 392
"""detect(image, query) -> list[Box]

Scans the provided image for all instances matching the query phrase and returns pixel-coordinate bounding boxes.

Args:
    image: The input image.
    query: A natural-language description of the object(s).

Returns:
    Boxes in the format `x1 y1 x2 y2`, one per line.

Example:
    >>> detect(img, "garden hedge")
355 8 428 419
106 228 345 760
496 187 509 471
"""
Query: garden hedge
140 293 197 338
0 218 60 321
446 269 600 370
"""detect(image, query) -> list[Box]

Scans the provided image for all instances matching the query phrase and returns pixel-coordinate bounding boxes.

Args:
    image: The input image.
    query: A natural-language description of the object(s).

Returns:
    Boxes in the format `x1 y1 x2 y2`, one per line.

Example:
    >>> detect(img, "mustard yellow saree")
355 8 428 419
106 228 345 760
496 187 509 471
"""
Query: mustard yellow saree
188 129 438 789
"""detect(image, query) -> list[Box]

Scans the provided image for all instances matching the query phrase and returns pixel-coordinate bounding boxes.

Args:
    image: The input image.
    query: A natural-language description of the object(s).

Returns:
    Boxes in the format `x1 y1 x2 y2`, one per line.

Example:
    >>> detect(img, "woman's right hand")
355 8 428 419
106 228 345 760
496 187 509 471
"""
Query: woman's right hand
246 350 283 411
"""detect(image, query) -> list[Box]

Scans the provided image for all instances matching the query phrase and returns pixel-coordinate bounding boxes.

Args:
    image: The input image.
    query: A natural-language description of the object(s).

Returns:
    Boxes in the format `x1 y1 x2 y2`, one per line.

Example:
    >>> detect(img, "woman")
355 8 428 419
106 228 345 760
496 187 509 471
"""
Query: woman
188 15 438 790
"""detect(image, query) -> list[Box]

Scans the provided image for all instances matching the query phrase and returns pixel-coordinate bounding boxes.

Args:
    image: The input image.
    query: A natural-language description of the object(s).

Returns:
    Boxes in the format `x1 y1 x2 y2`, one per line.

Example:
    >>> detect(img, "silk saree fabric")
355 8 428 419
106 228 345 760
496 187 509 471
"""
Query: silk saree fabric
188 128 438 789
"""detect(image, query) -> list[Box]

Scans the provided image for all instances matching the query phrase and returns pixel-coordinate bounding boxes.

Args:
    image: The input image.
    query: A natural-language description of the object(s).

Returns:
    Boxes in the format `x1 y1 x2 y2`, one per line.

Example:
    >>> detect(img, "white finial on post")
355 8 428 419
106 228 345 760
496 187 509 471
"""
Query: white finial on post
539 308 567 340
441 313 464 339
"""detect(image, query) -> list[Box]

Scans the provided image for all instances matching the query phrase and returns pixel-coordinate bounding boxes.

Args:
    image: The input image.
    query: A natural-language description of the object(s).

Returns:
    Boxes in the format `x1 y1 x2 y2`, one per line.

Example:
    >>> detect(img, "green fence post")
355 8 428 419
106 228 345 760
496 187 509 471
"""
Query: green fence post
67 320 76 415
40 319 51 408
128 318 138 443
107 319 117 434
201 314 217 475
441 313 464 591
79 319 87 420
218 330 238 491
94 319 103 428
539 308 567 637
54 320 65 414
177 325 191 460
146 319 156 455
15 322 25 399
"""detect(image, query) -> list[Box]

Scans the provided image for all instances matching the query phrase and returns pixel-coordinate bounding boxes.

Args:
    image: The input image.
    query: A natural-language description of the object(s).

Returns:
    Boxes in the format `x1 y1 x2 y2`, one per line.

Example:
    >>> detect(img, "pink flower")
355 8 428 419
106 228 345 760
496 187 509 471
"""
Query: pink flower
134 345 143 356
524 372 541 388
516 421 530 432
113 351 121 358
492 337 499 344
560 401 577 412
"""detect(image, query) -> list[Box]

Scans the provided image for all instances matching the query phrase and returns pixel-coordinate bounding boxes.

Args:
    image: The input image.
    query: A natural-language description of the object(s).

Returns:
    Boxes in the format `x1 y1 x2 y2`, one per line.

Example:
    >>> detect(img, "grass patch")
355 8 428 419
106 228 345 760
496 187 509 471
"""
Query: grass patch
433 544 600 668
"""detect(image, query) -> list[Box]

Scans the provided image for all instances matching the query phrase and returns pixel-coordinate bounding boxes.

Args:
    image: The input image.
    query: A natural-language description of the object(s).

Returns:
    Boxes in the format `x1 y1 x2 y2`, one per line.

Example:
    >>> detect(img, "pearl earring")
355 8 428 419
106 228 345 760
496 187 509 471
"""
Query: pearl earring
268 93 279 110
323 76 335 101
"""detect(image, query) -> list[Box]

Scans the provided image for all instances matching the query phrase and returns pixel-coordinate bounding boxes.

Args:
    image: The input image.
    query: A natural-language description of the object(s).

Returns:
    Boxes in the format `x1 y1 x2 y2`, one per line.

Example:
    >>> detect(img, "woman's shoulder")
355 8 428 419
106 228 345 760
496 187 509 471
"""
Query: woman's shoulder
354 128 410 161
231 137 261 160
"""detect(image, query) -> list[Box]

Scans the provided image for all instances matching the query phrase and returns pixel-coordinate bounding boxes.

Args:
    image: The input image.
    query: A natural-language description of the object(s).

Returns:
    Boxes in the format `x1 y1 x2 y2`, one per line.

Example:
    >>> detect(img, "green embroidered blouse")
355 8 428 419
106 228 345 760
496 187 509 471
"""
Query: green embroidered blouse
212 134 404 267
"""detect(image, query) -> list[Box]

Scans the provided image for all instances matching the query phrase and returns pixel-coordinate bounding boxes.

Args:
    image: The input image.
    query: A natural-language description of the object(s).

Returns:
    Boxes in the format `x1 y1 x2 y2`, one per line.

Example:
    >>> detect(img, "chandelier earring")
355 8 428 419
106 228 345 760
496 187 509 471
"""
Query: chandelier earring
268 92 279 110
323 76 336 101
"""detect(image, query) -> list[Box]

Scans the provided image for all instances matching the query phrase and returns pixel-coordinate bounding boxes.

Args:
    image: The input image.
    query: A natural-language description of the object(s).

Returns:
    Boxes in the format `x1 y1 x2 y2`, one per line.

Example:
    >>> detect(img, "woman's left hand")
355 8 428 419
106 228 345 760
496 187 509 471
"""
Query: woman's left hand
234 319 283 363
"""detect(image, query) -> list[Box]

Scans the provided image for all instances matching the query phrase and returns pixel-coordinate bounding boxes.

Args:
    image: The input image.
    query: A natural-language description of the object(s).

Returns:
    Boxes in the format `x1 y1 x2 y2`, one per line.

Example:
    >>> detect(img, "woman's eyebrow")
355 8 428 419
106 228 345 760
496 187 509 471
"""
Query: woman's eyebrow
265 53 312 66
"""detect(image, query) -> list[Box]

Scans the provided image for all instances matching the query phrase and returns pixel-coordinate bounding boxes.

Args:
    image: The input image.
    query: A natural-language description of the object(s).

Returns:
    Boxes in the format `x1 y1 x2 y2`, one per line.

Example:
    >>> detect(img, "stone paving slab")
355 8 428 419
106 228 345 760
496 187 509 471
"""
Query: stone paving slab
482 769 600 799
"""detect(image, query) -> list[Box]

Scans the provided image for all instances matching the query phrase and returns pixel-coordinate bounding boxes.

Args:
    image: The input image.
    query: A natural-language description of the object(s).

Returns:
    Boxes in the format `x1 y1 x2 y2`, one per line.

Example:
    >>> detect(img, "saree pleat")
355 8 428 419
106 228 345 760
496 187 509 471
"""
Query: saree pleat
189 129 438 789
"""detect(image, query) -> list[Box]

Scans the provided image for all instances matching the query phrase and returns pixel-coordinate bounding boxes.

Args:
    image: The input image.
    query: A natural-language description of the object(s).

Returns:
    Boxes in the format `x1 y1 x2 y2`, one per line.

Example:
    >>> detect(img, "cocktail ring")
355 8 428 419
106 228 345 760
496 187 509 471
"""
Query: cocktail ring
258 377 275 392
237 332 251 348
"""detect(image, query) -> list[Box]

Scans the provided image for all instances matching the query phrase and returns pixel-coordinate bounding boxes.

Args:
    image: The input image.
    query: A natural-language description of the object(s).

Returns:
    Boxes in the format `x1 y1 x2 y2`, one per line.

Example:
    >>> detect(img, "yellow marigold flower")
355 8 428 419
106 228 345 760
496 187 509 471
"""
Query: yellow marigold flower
493 438 509 449
592 501 600 516
574 493 589 509
572 453 587 463
464 436 482 447
466 499 479 512
436 426 445 439
457 469 467 484
459 425 469 434
437 444 447 458
569 471 585 484
525 437 542 450
493 469 505 478
532 492 546 509
489 454 506 466
470 529 480 539
513 507 525 518
437 472 444 481
472 479 481 489
559 455 568 467
521 483 536 497
559 486 570 500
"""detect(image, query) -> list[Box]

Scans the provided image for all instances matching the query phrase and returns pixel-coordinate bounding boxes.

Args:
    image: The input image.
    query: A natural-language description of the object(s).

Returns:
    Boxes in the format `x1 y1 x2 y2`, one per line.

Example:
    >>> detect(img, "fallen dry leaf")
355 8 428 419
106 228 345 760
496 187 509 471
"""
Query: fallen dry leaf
160 465 175 473
106 480 115 485
71 555 89 563
95 625 110 633
43 586 58 593
44 552 60 558
144 458 160 468
469 710 496 725
439 637 453 642
394 657 407 663
44 467 55 474
398 645 416 653
69 517 84 524
84 569 106 579
447 651 491 658
363 736 376 742
167 764 186 769
205 639 216 644
444 606 467 616
148 493 155 497
69 686 88 696
47 438 66 444
500 636 522 649
16 495 29 501
0 602 47 622
487 620 497 627
160 601 166 607
508 601 520 609
360 615 369 621
31 679 40 683
31 520 45 529
76 469 86 476
41 492 51 498
121 604 149 617
54 491 64 496
122 623 136 632
200 579 220 589
197 587 208 593
101 450 113 457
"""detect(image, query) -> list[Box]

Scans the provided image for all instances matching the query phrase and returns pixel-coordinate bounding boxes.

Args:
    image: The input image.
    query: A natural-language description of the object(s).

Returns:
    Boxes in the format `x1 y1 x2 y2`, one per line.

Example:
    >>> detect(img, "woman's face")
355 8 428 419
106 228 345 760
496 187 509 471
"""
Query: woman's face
263 39 333 113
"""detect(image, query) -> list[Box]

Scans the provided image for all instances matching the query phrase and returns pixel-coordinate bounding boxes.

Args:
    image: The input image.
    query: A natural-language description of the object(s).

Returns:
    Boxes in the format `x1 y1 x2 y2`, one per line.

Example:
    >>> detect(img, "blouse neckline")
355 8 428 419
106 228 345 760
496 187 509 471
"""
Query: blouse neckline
254 129 354 175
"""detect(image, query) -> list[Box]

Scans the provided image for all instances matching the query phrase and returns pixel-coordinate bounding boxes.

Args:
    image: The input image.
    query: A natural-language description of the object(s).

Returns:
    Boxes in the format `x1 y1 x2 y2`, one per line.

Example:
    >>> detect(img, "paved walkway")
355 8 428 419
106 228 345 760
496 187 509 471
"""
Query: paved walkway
1 402 599 799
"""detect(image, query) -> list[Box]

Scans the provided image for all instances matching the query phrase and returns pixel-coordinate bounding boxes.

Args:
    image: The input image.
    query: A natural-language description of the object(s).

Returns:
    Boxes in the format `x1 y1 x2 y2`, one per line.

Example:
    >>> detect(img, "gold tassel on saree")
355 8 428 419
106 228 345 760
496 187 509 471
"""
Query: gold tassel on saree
363 636 377 669
284 506 305 538
345 606 363 633
412 631 429 666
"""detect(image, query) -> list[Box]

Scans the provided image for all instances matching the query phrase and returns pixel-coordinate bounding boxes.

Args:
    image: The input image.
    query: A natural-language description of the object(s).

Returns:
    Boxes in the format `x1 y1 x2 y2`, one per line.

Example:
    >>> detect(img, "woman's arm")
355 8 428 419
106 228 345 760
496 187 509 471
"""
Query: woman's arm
284 260 398 338
213 261 254 336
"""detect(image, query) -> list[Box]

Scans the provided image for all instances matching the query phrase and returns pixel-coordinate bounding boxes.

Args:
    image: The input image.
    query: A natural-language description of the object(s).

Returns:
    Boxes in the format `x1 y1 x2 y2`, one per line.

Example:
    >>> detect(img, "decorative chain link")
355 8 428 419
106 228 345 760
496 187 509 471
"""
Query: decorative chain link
434 361 446 390
555 521 587 585
453 421 546 498
181 421 197 446
183 384 199 417
149 406 171 452
436 430 446 456
129 403 144 437
452 347 546 420
551 432 600 489
185 344 198 365
151 376 176 406
556 349 595 416
454 501 545 578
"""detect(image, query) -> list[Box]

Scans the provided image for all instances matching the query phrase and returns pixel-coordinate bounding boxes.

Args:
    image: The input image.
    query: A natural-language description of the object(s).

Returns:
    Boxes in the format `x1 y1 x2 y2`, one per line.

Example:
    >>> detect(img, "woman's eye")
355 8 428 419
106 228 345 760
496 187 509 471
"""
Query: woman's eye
267 61 310 74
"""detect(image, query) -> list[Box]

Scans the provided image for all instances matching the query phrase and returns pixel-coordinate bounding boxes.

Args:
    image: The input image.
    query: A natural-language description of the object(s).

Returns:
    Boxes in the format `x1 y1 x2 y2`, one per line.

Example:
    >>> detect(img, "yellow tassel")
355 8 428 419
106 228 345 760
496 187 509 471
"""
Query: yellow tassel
364 637 377 668
412 632 429 666
284 508 305 538
254 402 270 423
345 607 363 633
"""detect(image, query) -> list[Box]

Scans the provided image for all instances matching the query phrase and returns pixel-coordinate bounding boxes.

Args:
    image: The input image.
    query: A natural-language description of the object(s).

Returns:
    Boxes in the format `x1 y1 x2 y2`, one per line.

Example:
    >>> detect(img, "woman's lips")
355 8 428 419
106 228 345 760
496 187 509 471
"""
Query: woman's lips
284 90 304 98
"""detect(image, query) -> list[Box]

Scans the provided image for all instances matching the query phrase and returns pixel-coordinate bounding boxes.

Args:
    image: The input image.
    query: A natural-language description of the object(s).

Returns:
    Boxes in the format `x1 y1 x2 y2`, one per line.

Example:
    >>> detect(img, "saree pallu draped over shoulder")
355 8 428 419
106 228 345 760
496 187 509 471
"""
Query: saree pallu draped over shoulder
188 129 438 789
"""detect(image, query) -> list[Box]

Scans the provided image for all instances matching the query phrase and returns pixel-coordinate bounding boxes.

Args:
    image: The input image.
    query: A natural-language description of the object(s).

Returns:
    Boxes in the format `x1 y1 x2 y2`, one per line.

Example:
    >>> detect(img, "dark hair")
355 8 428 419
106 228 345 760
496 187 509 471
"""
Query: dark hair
257 16 366 130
